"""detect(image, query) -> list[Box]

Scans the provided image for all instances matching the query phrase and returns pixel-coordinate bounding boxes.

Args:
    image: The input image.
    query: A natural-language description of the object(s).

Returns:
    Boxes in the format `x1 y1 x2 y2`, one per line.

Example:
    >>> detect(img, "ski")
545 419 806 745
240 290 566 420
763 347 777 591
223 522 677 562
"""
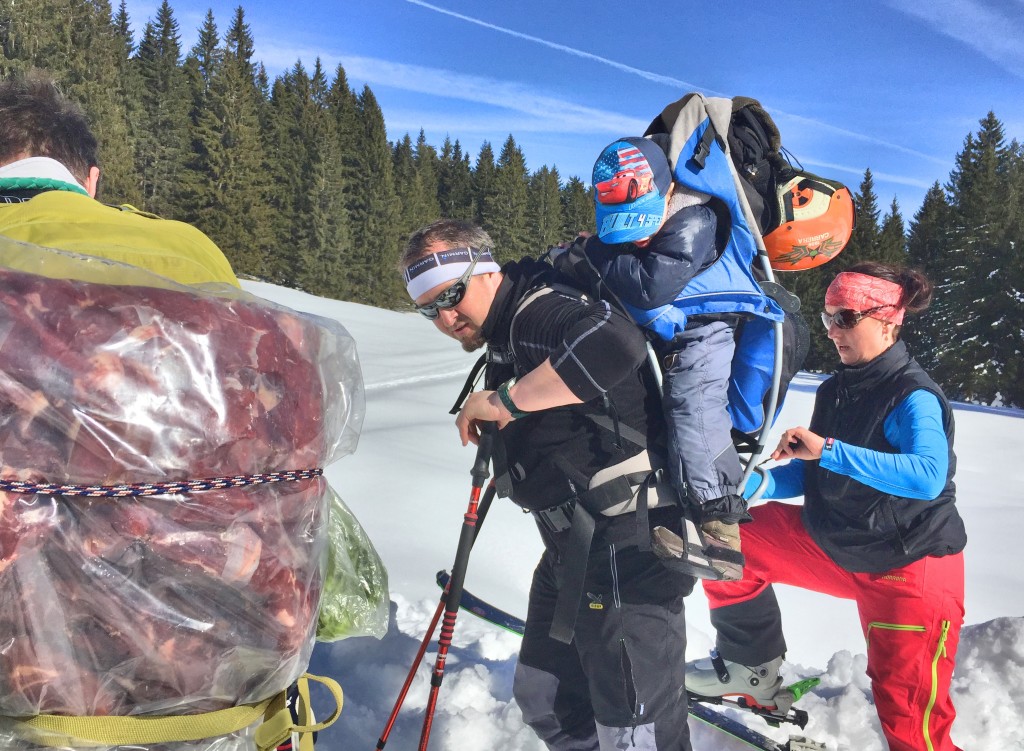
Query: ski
436 570 826 751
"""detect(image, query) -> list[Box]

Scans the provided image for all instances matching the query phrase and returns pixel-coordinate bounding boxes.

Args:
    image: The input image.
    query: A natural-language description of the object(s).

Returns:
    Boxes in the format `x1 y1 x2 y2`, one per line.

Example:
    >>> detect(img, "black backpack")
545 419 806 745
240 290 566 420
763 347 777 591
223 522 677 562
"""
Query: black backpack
646 94 855 273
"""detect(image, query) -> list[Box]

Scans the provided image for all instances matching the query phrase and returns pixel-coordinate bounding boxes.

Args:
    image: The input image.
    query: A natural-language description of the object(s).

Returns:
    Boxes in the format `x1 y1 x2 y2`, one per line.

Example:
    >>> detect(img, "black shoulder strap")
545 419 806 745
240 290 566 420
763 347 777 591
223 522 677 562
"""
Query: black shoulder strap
448 354 488 415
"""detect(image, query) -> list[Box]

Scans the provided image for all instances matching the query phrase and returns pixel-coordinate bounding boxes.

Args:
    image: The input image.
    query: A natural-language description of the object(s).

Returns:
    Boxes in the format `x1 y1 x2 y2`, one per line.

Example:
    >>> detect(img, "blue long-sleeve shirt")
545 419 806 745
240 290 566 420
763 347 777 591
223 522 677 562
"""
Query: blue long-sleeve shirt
751 389 949 501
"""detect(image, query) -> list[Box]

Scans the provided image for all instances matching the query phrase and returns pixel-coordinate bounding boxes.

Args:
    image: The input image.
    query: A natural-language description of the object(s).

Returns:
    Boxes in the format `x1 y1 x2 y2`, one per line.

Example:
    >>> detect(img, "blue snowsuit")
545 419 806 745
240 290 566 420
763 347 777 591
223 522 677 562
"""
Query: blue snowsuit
586 202 743 507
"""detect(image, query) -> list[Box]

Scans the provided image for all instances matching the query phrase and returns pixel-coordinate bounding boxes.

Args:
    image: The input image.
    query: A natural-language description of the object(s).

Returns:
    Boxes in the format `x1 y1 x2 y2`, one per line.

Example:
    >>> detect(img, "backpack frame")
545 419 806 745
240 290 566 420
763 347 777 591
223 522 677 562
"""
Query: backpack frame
640 92 810 491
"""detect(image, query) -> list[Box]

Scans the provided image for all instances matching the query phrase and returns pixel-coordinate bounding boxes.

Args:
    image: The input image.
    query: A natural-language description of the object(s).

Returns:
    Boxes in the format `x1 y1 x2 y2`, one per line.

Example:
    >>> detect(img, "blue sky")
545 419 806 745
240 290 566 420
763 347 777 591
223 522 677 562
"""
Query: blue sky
126 0 1024 220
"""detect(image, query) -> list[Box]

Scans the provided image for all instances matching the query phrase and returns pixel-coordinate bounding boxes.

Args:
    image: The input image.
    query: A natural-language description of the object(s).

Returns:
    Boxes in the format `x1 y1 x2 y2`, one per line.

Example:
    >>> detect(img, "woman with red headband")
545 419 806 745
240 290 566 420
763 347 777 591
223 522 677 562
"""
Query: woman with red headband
686 261 967 751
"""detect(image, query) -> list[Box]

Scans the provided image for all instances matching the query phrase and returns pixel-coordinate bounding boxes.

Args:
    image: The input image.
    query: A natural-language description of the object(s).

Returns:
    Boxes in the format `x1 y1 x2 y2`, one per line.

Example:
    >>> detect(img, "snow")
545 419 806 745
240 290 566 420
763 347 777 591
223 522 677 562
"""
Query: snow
241 279 1024 751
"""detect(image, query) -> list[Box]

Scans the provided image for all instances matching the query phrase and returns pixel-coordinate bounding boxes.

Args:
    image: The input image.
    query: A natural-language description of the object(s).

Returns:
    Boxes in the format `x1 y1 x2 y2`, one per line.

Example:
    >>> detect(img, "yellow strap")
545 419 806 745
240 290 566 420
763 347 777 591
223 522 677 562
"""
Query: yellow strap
254 674 344 751
296 679 315 751
13 698 274 747
9 673 343 750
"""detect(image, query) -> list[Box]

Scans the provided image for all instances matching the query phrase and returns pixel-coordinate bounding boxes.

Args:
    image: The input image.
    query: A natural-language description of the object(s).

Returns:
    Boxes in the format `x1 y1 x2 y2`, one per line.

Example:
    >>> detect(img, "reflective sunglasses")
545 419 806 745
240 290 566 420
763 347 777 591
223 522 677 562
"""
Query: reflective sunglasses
415 250 482 319
820 304 894 330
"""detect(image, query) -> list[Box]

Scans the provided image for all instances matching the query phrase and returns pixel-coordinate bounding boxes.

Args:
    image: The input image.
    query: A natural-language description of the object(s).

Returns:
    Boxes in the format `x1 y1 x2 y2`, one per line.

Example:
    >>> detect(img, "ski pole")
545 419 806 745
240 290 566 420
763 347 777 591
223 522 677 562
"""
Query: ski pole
374 479 496 751
417 423 496 751
374 423 496 751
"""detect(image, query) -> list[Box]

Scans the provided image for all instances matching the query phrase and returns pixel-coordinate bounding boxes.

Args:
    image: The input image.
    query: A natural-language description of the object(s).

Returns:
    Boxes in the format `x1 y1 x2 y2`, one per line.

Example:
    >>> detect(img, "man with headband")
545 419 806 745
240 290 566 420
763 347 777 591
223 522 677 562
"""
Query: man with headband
398 219 702 751
687 262 967 751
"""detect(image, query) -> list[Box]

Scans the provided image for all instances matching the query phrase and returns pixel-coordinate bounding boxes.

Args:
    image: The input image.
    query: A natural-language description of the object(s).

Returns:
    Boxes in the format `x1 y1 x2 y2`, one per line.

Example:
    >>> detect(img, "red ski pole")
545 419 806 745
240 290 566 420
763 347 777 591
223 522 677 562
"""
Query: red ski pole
417 423 495 751
375 424 496 751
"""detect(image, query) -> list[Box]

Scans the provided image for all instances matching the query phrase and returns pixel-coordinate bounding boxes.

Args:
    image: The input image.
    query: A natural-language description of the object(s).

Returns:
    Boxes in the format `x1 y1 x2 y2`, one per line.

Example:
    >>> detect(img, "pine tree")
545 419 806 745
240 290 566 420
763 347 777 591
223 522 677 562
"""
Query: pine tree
263 60 347 295
113 1 134 59
437 137 474 221
472 141 496 228
180 10 221 220
325 69 358 185
183 7 272 279
185 10 221 95
344 85 401 306
298 60 347 297
527 166 564 251
393 130 441 241
936 115 1014 401
485 135 529 260
560 176 593 238
964 115 1019 403
845 169 881 266
82 0 139 205
906 184 951 275
414 130 441 223
108 0 144 205
134 0 190 213
393 133 418 238
876 198 907 265
324 65 360 299
225 6 256 82
904 183 953 372
1000 138 1024 405
0 0 46 75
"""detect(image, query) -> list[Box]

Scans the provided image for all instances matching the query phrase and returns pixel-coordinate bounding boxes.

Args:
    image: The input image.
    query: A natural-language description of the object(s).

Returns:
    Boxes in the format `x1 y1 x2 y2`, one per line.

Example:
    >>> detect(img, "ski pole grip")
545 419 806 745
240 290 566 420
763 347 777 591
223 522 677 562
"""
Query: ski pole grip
471 422 496 486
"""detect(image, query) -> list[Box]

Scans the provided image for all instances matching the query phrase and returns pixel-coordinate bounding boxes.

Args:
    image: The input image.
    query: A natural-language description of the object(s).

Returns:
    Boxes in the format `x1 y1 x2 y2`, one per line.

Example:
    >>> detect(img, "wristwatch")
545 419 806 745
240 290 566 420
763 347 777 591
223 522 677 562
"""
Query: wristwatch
497 378 529 419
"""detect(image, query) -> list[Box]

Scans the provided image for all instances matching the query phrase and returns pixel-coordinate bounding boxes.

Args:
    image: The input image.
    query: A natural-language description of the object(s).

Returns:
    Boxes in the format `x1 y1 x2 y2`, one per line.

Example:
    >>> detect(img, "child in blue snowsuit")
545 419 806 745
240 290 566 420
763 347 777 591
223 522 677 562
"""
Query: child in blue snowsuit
586 135 751 578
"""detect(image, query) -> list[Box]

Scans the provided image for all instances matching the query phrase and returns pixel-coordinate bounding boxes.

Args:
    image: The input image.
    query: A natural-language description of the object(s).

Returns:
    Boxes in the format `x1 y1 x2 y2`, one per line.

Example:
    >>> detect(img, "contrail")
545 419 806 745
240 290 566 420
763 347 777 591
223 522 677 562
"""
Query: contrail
404 0 948 166
403 0 716 93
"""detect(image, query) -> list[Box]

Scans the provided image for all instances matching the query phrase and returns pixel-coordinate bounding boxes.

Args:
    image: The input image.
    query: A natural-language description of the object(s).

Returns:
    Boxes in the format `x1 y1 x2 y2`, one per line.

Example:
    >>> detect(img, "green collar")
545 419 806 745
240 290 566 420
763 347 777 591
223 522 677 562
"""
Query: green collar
0 176 89 196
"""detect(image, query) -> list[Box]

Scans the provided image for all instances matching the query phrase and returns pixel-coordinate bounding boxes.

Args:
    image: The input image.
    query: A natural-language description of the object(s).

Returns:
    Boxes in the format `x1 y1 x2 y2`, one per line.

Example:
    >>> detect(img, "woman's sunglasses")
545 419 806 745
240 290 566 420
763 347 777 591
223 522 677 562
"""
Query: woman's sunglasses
820 304 894 330
415 251 482 319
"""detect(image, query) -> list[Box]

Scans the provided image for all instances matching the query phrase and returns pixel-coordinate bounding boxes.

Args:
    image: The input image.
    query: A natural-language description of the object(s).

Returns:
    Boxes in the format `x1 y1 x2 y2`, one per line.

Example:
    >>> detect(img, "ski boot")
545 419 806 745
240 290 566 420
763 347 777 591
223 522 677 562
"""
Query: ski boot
686 651 785 710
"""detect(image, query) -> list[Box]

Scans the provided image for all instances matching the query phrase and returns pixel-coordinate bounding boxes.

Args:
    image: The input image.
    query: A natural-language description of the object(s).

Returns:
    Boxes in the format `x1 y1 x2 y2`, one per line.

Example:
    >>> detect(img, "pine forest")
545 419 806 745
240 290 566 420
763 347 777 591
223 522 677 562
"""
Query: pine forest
2 1 1022 406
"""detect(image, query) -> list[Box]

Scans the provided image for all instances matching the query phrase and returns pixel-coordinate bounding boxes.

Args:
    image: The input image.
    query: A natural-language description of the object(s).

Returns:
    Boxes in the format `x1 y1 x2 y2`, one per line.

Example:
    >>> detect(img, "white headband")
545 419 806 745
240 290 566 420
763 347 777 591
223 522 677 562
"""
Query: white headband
404 247 501 299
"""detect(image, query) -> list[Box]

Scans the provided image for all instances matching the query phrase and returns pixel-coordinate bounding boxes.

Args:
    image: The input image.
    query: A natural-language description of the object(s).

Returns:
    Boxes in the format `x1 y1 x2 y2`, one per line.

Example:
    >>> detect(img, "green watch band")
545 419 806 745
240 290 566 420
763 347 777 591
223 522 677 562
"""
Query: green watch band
497 379 529 419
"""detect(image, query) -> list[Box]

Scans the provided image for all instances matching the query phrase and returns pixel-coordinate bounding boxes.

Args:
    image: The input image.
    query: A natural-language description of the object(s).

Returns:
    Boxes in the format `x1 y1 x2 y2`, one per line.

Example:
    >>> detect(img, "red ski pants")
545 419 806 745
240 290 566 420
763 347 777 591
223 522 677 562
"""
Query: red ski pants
703 502 964 751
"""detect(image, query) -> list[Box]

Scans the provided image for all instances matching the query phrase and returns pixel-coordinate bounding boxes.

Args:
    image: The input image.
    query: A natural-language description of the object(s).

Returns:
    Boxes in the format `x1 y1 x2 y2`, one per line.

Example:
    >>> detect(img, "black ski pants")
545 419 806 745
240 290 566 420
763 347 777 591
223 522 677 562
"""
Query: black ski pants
513 542 695 750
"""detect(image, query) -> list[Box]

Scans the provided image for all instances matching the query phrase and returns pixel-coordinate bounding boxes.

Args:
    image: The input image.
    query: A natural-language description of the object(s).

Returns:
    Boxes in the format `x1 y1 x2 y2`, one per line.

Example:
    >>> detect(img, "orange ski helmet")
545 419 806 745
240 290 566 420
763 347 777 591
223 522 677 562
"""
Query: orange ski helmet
763 174 855 271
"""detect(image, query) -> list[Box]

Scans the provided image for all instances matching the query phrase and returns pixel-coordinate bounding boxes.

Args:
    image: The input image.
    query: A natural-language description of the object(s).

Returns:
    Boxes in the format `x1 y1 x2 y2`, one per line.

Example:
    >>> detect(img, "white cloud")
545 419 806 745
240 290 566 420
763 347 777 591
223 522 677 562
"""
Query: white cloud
342 57 648 135
799 158 937 189
253 44 650 137
884 0 1024 79
399 1 951 166
774 113 949 166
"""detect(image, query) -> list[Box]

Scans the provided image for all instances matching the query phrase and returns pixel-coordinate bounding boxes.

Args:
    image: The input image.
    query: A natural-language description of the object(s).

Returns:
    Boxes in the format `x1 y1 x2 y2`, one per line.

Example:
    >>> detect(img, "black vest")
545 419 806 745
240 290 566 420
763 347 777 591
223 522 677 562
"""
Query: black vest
802 340 967 573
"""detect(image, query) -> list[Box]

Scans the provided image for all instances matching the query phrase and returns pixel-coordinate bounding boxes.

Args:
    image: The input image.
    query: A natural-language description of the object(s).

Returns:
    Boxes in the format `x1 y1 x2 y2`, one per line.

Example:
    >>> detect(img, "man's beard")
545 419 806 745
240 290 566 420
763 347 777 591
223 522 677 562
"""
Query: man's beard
461 332 485 353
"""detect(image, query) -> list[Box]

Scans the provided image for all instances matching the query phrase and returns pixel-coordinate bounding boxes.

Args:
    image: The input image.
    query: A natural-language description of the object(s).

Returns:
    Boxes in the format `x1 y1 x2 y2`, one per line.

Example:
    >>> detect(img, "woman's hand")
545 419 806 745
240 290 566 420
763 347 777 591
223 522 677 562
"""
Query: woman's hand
456 390 512 446
772 426 825 461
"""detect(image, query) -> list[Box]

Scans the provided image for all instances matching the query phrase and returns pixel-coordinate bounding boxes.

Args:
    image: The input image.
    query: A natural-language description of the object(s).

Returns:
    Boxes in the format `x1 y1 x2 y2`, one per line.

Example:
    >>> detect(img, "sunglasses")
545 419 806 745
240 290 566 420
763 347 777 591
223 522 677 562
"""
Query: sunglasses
820 305 894 330
415 250 482 319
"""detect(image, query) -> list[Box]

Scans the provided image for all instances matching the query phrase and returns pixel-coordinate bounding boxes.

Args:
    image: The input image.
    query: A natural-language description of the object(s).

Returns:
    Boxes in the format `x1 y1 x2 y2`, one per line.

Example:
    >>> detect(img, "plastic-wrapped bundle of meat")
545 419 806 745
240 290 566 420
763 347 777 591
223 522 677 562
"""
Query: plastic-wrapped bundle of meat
0 242 373 749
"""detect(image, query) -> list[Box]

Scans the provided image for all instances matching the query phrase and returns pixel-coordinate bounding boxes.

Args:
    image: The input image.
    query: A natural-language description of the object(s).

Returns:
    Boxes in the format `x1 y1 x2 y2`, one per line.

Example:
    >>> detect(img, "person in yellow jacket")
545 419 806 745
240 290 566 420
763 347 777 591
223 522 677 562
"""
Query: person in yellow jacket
0 72 238 288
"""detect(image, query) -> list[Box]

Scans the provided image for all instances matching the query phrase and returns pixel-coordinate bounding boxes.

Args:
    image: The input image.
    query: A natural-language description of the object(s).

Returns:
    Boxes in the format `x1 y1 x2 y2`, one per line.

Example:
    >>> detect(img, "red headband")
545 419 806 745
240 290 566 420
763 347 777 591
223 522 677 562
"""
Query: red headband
825 272 905 324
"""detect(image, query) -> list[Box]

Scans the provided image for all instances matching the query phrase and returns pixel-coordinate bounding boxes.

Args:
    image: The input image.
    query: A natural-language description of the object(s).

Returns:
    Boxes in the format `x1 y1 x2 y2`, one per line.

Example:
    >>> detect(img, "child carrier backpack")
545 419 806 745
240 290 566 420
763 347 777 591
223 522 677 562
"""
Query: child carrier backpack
648 94 856 272
637 93 854 483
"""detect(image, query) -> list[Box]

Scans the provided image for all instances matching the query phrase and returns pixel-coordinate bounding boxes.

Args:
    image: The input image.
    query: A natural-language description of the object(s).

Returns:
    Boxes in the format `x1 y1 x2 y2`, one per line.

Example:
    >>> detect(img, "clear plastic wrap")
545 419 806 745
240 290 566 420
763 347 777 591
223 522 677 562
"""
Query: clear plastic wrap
318 487 390 642
0 239 383 748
